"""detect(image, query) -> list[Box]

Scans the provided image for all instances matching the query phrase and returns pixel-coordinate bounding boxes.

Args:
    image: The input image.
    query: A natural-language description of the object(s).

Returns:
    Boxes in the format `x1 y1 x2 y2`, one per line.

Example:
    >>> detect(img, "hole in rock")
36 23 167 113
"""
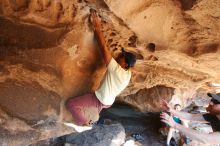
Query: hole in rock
107 38 113 44
128 35 137 47
180 0 197 10
110 43 117 48
113 48 118 51
146 43 156 52
110 32 116 36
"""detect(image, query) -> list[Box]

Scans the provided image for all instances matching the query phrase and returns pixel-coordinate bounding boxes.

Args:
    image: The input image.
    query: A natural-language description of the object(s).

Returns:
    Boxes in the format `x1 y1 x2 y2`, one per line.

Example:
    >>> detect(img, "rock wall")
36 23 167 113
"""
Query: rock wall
0 0 220 145
117 85 174 112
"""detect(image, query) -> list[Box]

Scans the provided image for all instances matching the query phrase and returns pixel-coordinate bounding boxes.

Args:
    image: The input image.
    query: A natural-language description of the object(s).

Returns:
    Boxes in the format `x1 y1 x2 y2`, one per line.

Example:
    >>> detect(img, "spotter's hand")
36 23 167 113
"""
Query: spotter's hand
160 112 176 128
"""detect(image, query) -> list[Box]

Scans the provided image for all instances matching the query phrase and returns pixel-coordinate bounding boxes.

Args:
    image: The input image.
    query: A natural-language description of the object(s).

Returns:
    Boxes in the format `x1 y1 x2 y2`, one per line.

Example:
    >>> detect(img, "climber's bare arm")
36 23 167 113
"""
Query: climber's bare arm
90 10 112 65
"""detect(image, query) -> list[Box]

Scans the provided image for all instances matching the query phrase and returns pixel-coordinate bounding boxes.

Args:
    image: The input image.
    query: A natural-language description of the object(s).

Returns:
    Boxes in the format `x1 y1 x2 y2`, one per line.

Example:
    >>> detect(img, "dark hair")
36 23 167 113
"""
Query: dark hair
174 104 181 109
121 48 136 69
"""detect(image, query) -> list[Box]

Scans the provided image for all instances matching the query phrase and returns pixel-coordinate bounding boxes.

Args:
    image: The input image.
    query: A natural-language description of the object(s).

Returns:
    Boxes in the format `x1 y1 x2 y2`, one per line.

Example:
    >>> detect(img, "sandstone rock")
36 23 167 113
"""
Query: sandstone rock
117 85 174 112
0 0 220 145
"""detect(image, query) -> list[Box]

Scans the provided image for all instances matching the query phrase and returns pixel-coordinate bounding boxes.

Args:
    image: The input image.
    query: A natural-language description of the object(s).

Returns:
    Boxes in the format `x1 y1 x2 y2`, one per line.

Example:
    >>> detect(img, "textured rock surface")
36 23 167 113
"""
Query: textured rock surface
0 0 220 145
117 85 174 112
65 123 125 146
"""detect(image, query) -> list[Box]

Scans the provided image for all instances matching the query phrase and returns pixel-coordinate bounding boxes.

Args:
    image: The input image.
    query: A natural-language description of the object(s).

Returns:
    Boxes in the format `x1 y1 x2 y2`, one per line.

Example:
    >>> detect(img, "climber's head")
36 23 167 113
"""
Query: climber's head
116 48 136 70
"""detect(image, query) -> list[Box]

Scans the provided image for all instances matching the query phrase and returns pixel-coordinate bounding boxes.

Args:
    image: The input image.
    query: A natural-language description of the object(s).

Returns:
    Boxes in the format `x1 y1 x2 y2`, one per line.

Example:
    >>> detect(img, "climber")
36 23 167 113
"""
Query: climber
65 9 136 127
160 93 220 145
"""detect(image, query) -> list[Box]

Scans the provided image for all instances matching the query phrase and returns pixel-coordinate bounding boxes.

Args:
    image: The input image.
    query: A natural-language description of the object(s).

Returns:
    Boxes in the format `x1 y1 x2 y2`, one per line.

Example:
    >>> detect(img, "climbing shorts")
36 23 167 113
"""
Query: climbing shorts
66 93 110 126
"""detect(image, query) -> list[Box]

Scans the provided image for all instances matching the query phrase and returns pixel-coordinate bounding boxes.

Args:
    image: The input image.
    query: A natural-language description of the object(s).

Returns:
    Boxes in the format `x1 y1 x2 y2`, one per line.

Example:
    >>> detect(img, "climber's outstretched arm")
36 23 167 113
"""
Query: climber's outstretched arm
90 10 112 65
